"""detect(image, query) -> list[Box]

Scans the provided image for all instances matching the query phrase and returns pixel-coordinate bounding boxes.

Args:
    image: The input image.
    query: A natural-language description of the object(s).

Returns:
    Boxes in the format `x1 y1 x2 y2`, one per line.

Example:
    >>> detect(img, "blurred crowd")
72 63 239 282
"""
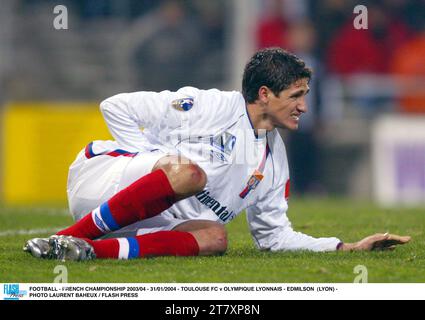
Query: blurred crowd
20 0 228 91
256 0 425 193
17 0 425 113
257 0 425 112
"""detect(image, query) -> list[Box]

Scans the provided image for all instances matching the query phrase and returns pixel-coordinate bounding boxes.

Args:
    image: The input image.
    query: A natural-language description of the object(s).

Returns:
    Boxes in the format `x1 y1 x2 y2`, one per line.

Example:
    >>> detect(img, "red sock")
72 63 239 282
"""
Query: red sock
85 231 200 259
58 170 176 239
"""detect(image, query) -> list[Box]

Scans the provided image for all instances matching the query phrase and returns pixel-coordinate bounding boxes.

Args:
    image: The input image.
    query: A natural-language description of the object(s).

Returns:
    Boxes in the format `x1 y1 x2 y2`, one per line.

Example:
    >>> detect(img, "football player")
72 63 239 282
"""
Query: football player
24 48 410 261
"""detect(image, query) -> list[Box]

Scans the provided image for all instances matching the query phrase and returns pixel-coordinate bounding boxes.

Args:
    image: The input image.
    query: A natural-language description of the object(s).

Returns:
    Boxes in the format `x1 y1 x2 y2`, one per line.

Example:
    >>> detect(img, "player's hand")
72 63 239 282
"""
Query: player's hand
339 233 411 251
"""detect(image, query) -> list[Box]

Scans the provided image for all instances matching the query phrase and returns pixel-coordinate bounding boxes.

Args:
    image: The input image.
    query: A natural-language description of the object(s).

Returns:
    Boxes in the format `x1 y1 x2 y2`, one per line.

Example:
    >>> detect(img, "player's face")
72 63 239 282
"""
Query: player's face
267 78 310 130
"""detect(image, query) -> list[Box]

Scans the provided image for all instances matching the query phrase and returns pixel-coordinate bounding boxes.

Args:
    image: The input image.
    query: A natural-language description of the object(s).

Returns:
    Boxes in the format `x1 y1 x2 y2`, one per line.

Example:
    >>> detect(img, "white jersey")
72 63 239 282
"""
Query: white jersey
96 86 341 252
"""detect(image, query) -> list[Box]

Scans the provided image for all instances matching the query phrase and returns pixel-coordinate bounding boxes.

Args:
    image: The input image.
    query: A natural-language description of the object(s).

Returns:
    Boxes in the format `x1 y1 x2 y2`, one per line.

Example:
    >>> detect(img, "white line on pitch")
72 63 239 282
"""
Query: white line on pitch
0 227 67 237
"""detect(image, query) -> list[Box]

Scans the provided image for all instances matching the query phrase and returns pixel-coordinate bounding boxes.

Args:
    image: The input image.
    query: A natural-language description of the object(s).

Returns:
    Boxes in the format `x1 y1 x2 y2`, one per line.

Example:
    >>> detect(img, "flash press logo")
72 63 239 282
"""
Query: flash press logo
3 284 28 300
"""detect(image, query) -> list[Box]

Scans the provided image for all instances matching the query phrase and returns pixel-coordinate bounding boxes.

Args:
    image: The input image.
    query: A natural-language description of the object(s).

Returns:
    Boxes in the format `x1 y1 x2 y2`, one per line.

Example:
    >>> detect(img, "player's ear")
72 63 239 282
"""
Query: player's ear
257 86 270 104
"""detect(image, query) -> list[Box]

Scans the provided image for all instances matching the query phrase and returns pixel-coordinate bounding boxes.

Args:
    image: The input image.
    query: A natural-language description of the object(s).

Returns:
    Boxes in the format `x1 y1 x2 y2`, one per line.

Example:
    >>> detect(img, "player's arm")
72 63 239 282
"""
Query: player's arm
247 189 342 252
99 90 186 151
247 183 411 252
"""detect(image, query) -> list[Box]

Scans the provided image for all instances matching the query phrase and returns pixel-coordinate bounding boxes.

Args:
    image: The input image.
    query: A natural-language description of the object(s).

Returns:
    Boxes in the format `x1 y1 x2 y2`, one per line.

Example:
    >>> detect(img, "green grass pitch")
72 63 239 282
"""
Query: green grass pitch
0 198 423 283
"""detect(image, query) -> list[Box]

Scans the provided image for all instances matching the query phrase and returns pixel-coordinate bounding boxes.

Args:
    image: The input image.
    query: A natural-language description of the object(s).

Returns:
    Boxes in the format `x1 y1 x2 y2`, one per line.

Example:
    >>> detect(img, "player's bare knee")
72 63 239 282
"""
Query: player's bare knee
153 156 207 198
183 163 207 192
204 225 228 255
168 162 206 195
212 225 228 254
189 223 228 256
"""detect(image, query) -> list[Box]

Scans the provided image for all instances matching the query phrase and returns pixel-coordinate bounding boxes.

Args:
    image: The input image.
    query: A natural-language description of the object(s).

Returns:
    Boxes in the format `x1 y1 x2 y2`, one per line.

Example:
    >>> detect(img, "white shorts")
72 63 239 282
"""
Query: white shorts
67 141 188 237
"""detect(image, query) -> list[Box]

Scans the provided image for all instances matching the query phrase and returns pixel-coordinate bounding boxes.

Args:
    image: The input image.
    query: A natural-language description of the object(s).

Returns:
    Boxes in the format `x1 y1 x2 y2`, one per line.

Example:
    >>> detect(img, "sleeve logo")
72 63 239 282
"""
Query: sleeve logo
171 97 194 111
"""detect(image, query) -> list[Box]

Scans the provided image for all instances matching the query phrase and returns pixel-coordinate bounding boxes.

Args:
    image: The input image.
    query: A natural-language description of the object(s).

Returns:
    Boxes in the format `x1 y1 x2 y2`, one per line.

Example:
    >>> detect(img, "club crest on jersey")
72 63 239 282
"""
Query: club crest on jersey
239 170 264 199
171 97 194 111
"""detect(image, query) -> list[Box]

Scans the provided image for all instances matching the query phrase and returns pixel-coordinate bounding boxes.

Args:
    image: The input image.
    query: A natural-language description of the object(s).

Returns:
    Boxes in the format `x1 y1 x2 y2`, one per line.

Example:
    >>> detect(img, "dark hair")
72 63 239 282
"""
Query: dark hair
242 48 312 103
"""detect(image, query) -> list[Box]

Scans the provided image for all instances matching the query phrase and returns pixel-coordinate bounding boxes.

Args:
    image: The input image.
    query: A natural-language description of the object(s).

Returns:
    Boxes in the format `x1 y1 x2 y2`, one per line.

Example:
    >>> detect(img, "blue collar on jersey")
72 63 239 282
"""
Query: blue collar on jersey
245 105 259 139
